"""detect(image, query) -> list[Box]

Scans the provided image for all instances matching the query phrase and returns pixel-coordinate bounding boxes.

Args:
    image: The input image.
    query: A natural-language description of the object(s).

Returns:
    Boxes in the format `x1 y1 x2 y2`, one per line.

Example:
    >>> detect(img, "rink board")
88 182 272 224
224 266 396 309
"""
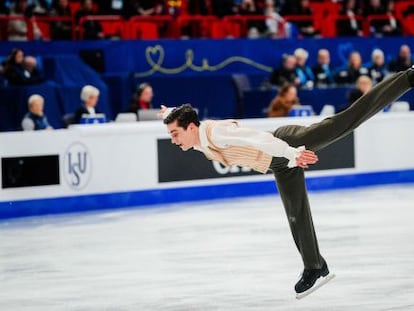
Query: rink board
1 113 414 219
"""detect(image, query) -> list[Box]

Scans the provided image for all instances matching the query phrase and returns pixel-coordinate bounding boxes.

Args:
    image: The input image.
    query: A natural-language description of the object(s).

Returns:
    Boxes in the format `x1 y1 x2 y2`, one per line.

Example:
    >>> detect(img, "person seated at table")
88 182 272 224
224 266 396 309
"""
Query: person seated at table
73 85 103 124
346 75 373 108
267 84 299 117
127 82 154 114
312 48 335 87
369 48 388 85
270 54 300 88
334 51 369 85
294 47 314 89
21 94 53 131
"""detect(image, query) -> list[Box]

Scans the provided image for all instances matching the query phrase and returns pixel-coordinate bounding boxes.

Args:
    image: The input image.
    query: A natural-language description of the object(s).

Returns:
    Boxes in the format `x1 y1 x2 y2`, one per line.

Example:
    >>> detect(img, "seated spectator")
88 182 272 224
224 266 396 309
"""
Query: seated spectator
364 0 385 36
3 48 44 85
21 94 53 130
294 48 314 89
270 54 300 87
347 75 373 107
75 0 104 40
369 48 388 84
293 0 319 38
8 0 43 41
73 85 102 124
236 0 265 37
267 84 299 117
336 0 363 37
123 0 165 19
388 44 413 73
264 0 285 38
50 0 72 40
312 49 335 87
127 82 154 114
365 0 401 37
334 51 369 85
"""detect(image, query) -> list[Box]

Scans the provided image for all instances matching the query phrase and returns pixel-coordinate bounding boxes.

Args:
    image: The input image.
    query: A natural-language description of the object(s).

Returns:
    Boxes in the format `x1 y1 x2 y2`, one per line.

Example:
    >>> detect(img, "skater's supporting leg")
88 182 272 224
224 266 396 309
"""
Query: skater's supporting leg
270 159 323 269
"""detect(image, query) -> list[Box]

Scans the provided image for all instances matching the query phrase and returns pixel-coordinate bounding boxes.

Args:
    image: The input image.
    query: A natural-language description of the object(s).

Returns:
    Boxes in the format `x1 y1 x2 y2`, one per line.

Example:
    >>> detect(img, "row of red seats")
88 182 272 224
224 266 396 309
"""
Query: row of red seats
1 13 414 41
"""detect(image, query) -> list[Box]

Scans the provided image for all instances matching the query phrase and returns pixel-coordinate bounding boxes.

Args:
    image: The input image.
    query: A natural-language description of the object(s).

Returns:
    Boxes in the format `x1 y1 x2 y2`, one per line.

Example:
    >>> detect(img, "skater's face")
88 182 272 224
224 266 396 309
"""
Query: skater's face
167 120 199 151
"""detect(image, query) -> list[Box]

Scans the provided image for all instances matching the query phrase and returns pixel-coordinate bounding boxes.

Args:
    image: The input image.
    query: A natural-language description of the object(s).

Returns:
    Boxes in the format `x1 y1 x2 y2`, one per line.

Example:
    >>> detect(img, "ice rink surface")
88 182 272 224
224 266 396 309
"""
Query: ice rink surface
1 184 414 311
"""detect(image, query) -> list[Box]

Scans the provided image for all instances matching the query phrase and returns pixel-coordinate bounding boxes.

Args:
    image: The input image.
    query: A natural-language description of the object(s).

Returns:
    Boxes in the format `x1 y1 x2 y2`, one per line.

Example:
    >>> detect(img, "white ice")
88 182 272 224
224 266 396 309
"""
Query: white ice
1 184 414 311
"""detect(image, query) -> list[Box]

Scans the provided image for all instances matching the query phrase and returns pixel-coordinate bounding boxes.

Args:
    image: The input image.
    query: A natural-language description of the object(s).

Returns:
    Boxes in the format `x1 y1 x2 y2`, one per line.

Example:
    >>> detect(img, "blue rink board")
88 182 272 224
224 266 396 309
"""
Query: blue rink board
1 169 414 220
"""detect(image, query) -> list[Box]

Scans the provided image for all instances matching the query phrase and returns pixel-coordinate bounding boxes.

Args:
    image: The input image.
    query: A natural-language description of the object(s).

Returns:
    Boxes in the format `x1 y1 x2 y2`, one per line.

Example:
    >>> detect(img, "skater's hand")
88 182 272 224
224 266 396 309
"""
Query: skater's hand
296 149 318 169
157 105 168 119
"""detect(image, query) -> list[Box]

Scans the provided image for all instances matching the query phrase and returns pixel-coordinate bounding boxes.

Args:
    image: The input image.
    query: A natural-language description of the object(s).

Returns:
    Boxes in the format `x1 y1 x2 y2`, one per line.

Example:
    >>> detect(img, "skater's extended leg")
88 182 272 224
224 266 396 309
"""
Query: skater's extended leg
274 69 412 151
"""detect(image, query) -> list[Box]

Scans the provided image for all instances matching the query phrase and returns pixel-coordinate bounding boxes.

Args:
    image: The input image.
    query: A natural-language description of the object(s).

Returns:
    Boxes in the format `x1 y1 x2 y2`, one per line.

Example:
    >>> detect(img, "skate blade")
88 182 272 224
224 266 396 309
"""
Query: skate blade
295 273 336 300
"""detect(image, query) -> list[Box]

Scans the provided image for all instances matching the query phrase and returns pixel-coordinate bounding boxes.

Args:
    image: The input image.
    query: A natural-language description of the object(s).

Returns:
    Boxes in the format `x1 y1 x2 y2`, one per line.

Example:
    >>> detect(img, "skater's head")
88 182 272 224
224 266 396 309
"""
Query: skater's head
163 104 201 151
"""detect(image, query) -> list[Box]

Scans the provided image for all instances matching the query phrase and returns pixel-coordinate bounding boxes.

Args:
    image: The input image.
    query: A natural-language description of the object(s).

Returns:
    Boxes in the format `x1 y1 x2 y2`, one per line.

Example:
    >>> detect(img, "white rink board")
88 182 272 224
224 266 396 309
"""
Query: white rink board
0 113 414 203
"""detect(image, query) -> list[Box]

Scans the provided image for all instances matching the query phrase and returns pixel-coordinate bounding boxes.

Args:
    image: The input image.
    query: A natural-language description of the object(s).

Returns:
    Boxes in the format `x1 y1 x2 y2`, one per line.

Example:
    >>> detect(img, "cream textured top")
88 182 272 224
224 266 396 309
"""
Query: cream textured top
193 120 301 173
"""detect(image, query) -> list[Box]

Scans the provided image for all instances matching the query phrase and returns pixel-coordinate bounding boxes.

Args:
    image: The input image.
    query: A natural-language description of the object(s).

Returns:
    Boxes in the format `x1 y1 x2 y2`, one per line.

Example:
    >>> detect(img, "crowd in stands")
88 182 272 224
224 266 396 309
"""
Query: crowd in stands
270 44 413 89
1 0 414 40
266 43 413 116
1 41 413 130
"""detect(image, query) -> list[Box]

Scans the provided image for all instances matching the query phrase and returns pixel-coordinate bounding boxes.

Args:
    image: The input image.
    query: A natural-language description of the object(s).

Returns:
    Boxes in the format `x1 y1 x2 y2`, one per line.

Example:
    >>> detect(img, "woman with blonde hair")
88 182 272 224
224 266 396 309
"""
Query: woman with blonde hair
267 84 299 117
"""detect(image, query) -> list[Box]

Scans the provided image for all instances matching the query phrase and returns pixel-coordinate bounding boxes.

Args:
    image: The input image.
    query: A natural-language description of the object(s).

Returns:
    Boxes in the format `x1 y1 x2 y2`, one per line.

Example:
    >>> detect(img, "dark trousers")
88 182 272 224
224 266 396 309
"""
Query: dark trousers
269 70 411 270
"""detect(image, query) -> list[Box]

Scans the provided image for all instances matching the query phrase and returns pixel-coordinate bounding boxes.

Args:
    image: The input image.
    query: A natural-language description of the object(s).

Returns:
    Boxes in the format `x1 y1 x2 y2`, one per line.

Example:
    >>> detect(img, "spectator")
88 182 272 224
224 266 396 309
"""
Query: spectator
264 0 285 38
123 0 165 19
312 49 335 87
347 75 373 107
267 84 299 117
293 0 319 38
335 51 369 85
365 0 401 37
21 94 53 131
127 82 154 114
50 0 72 40
364 0 385 36
76 0 104 40
379 0 402 37
369 48 388 84
294 47 314 88
270 54 300 87
73 85 102 124
8 0 43 41
236 0 265 37
3 49 43 85
388 44 413 73
337 0 363 37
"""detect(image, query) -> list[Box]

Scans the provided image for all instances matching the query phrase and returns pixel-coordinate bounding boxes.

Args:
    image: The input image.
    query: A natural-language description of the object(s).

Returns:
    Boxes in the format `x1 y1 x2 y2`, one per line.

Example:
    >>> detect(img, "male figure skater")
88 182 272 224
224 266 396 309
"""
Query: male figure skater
160 67 414 298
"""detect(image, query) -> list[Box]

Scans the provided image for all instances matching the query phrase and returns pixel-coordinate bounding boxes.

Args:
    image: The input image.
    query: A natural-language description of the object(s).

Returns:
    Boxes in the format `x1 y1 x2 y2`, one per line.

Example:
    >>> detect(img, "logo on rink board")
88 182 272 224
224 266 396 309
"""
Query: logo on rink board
64 142 92 190
157 133 355 183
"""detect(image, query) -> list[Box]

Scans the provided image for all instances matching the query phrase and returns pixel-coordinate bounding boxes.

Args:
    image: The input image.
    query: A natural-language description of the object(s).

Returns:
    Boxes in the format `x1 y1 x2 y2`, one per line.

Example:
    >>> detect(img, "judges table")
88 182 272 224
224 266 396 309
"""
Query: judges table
242 87 414 118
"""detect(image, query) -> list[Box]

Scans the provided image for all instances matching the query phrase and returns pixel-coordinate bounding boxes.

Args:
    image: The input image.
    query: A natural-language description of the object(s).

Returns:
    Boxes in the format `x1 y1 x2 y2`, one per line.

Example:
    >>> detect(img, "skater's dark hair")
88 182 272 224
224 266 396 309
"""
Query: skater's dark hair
163 104 200 129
